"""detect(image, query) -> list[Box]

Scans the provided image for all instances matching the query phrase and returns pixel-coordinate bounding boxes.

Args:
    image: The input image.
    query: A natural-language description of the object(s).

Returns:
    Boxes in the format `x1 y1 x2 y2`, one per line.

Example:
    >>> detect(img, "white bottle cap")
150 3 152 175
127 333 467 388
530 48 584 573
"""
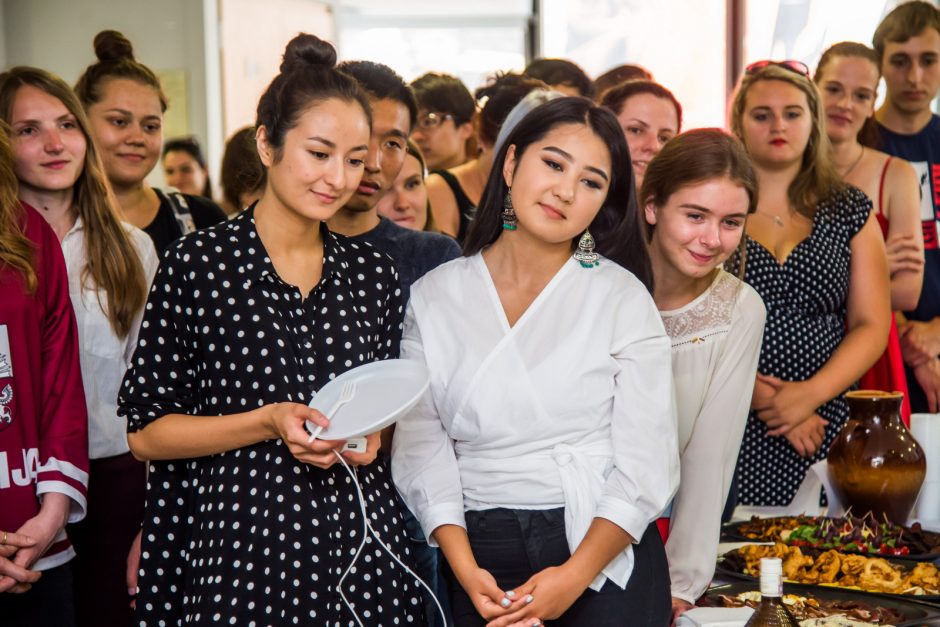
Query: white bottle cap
759 557 783 597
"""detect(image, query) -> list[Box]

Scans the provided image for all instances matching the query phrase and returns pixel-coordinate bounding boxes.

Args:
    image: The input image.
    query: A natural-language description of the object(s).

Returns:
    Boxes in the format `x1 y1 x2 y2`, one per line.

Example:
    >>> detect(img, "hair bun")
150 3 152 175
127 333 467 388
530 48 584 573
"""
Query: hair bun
94 30 135 62
280 34 337 73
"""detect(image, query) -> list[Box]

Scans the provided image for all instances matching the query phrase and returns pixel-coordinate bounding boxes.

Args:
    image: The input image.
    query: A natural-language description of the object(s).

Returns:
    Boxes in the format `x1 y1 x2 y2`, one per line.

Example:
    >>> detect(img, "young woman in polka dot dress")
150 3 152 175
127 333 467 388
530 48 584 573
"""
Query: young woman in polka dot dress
727 62 891 507
118 35 423 626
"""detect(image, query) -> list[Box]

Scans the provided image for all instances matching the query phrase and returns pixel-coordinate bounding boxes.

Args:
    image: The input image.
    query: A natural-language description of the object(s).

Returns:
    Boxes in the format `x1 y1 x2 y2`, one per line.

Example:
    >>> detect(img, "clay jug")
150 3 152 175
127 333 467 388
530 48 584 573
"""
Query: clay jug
827 390 926 524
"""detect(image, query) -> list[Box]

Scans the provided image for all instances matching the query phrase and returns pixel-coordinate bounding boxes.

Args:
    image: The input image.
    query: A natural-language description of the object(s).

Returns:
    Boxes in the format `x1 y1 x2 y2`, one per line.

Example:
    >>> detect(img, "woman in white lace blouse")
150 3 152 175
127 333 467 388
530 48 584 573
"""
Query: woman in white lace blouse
392 97 678 627
641 129 766 622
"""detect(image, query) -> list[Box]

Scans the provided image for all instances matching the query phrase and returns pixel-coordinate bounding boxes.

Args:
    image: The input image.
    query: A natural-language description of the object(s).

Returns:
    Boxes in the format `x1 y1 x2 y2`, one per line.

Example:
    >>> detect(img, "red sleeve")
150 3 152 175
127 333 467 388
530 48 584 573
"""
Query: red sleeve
34 215 88 521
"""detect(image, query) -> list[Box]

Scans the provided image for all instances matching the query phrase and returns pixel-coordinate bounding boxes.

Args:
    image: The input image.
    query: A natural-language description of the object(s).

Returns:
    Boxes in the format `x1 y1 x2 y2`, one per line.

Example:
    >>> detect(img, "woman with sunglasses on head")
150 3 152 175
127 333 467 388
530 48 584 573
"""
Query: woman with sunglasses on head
814 43 923 424
393 96 677 627
426 73 547 242
640 129 766 623
74 30 226 255
117 33 423 625
727 60 890 508
0 119 88 626
0 66 158 627
600 80 682 190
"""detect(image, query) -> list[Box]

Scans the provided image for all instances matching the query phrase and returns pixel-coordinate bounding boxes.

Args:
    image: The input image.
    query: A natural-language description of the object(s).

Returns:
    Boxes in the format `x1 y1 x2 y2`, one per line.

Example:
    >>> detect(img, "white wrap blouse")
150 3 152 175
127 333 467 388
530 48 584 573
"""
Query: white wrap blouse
391 253 679 590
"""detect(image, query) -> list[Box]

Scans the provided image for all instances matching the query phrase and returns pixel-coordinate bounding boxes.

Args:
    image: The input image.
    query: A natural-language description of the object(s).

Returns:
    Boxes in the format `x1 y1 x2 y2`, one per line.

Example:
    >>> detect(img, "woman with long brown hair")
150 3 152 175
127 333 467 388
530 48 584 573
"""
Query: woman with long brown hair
0 118 89 626
640 129 765 622
727 61 890 507
814 42 923 423
0 66 158 627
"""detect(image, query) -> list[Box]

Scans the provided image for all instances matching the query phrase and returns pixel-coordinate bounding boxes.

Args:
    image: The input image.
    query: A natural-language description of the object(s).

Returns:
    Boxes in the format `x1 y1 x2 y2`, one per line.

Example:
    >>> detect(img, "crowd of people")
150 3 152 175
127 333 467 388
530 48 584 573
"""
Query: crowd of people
0 1 938 625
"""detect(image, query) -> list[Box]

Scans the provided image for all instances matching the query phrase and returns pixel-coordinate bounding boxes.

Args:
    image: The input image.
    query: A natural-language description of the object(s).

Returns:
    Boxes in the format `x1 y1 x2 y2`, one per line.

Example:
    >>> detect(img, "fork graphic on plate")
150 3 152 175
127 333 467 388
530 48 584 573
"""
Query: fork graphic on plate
307 381 357 443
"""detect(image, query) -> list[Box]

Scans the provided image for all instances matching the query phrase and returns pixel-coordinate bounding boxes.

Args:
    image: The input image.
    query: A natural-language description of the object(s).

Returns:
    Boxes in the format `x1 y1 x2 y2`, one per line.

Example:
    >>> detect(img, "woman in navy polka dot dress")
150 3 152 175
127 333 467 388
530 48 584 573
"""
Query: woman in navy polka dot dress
726 62 891 507
117 35 423 625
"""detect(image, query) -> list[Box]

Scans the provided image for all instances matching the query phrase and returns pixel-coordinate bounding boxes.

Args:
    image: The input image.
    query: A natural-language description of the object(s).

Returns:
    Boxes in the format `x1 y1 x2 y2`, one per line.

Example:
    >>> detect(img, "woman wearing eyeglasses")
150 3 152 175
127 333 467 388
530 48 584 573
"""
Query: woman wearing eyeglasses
727 60 890 508
426 73 547 242
814 43 923 424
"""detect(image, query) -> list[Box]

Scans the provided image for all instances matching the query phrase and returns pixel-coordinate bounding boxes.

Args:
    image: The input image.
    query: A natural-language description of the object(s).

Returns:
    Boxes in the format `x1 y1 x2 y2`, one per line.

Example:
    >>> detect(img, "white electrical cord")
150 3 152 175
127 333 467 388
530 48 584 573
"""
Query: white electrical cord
333 451 447 626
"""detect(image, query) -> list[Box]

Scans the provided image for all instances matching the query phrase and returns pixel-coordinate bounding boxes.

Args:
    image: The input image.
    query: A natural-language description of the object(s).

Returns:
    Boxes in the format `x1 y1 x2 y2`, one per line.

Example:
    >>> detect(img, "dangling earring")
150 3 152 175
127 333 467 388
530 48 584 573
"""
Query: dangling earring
574 230 599 268
501 188 517 231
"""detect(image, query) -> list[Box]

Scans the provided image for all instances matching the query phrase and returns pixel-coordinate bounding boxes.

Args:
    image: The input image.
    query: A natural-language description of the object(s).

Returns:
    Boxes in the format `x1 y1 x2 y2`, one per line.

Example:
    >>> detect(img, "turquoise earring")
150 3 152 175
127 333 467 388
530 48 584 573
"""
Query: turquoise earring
501 189 517 231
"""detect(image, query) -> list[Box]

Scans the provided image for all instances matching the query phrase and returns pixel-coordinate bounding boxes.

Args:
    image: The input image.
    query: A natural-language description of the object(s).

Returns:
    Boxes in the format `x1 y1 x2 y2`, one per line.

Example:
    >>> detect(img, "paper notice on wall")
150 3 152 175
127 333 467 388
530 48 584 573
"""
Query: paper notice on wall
157 69 189 139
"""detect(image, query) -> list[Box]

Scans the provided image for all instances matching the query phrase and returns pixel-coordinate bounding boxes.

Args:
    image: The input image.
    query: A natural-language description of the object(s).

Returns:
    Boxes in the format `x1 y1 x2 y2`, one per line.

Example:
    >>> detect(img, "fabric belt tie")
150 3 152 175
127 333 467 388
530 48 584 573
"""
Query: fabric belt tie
550 442 633 591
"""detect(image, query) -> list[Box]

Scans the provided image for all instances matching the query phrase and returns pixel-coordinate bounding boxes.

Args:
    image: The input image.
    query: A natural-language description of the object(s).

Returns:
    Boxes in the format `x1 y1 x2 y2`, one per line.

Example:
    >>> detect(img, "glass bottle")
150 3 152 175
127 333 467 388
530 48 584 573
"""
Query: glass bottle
743 557 800 626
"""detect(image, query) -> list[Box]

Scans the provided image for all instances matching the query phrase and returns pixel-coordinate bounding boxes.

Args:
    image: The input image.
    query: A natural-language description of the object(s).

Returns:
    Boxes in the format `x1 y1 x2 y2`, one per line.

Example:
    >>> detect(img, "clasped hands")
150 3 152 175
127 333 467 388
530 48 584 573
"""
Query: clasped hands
752 374 828 458
458 562 590 627
0 493 71 594
0 531 41 593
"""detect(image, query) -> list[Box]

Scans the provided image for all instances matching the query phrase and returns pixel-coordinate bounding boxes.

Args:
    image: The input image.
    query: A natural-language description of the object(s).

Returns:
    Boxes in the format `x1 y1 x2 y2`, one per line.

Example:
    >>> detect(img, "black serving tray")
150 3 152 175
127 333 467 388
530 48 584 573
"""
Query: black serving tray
701 580 940 626
716 547 940 604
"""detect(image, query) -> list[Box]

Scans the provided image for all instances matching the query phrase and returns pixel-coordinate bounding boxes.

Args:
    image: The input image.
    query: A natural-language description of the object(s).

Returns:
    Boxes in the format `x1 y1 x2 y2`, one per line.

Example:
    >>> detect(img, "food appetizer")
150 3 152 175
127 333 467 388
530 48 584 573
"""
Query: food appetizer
727 514 940 558
720 543 940 596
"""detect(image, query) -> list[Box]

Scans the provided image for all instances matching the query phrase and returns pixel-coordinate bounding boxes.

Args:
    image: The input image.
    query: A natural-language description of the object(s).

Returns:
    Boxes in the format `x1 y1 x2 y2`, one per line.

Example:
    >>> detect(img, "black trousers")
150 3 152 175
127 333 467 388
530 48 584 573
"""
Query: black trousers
446 508 671 627
0 561 76 627
67 452 146 627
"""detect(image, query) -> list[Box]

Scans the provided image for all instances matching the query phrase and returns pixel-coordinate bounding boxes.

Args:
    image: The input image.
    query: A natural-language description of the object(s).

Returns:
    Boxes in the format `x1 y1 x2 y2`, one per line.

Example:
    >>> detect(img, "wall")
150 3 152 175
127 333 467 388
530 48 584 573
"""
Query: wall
2 0 212 187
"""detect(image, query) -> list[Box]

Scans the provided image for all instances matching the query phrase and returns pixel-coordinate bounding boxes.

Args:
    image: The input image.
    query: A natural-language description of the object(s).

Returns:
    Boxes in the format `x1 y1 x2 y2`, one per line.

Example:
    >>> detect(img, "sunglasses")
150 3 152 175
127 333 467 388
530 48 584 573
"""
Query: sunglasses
744 60 810 77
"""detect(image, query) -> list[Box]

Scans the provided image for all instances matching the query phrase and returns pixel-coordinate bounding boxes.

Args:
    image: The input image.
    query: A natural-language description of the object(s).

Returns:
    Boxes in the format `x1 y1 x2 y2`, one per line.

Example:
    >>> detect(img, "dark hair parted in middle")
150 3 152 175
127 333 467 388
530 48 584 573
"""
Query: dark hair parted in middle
463 96 653 291
599 79 683 132
163 135 212 198
337 61 418 133
256 34 372 160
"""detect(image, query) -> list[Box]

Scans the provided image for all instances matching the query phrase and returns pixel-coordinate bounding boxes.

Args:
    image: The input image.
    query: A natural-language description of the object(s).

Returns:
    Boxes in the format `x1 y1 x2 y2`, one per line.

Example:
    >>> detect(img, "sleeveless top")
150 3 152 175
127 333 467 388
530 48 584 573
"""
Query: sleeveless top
432 169 475 243
860 157 912 424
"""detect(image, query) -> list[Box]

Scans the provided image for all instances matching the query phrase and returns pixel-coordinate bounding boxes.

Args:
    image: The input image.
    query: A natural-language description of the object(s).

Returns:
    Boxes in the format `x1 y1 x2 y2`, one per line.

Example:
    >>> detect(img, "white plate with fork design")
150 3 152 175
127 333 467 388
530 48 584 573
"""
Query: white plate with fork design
304 359 430 441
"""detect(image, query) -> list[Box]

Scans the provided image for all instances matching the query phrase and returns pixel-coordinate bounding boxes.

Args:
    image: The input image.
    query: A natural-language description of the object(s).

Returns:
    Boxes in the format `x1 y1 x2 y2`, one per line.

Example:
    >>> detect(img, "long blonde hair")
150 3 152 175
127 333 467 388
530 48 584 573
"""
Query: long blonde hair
730 65 844 218
0 121 32 291
0 67 148 337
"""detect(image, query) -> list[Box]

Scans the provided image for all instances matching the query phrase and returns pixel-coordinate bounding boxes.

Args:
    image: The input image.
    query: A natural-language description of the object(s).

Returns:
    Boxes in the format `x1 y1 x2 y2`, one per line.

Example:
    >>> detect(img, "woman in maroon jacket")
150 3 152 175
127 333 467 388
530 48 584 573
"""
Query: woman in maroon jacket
0 125 89 626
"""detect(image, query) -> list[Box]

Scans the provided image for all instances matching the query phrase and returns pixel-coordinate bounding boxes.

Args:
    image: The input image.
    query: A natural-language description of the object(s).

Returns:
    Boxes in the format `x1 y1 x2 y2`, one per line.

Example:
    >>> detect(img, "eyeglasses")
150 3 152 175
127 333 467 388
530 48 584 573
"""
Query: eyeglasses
416 112 455 129
745 60 810 77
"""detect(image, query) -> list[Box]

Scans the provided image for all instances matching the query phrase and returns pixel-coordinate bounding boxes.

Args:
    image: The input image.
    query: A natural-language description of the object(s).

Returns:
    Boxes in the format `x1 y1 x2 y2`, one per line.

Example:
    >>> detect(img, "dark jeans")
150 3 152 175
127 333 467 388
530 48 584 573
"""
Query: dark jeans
446 508 671 627
67 452 146 627
0 561 76 627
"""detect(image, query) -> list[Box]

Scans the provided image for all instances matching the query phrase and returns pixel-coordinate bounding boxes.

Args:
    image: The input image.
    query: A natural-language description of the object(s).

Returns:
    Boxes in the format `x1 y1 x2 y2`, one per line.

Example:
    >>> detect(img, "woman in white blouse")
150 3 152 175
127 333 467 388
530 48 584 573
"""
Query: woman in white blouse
392 97 678 627
0 67 158 626
639 129 766 622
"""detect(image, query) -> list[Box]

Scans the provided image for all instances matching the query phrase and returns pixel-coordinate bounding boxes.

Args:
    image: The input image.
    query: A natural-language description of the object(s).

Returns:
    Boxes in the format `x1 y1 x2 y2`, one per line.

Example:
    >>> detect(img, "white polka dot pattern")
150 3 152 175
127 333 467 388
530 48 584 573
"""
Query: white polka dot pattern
728 187 872 507
118 210 422 625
